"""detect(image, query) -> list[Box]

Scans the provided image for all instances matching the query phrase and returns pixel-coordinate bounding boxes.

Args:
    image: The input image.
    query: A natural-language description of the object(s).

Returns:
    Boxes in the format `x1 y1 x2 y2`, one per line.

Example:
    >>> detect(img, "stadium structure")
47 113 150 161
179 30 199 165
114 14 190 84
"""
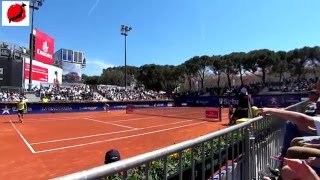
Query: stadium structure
54 48 86 83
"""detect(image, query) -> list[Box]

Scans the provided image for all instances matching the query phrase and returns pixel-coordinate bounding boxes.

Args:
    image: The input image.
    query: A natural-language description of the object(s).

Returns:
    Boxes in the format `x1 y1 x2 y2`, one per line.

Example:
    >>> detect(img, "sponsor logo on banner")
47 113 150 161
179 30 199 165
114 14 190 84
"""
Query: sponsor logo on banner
167 103 173 107
206 109 219 118
2 1 30 26
41 106 72 112
156 103 164 107
34 29 54 65
1 105 11 114
134 104 150 108
80 107 98 111
24 63 48 82
270 97 278 105
220 98 239 106
286 97 300 103
113 105 127 109
195 100 209 105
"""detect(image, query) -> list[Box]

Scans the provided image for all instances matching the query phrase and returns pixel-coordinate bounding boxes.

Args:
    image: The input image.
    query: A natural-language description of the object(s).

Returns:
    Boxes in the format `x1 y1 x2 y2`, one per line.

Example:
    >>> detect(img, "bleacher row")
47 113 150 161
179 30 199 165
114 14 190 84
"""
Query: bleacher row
0 79 317 102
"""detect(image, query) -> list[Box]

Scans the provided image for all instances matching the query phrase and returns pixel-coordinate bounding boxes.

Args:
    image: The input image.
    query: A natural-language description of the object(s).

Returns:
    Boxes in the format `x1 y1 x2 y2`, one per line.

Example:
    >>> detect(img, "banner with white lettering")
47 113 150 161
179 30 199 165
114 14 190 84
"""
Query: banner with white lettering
34 29 54 65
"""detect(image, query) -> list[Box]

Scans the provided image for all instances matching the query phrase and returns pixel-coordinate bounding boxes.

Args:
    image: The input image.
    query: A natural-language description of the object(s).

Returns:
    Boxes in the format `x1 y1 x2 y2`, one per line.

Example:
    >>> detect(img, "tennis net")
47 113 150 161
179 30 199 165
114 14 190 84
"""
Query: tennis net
126 104 222 121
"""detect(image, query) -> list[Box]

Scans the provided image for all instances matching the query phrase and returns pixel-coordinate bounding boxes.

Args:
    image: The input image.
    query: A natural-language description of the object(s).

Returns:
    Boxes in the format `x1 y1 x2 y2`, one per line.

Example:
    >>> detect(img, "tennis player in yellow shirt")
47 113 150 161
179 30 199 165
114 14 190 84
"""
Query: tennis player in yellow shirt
17 97 27 123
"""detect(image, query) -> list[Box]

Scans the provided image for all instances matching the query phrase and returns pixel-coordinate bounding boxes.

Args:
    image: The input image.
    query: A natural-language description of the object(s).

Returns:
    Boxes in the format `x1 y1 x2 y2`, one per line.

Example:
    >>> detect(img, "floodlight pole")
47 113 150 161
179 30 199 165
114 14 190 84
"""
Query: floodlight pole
121 25 132 89
28 0 44 91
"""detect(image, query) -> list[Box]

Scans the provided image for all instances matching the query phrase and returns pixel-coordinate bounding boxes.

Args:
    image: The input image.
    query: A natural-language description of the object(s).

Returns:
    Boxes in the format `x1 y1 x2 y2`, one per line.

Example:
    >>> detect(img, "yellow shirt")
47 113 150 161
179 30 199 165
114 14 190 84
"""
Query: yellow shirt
17 102 27 110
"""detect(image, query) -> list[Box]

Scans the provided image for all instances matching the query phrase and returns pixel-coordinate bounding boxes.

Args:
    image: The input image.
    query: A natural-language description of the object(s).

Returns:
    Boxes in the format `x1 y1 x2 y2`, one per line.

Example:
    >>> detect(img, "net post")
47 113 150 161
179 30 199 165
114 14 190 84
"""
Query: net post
219 106 222 122
219 98 223 122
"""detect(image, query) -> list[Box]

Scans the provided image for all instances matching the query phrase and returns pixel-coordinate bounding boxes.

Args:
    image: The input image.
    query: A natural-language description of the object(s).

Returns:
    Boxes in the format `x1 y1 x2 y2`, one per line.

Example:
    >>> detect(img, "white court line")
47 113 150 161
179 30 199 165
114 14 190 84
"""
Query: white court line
85 118 136 129
111 116 160 122
10 121 36 153
30 120 194 145
30 128 140 145
112 111 207 123
25 116 93 121
25 118 89 123
34 121 206 153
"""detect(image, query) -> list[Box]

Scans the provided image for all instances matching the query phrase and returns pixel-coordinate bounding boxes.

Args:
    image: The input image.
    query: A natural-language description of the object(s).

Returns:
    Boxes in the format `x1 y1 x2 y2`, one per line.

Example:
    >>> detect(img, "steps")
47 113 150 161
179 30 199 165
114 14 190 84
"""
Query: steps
25 92 40 102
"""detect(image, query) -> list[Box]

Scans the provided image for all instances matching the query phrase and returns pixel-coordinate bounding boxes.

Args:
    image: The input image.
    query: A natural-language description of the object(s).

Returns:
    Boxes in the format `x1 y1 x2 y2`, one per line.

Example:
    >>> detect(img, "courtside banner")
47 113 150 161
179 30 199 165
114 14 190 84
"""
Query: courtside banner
0 101 174 115
2 1 30 26
34 29 54 65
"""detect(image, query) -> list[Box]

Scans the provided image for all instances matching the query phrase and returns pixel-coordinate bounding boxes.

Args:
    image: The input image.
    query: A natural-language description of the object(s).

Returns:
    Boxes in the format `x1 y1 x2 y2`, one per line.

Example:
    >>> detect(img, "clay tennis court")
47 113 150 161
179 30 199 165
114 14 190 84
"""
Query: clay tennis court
0 107 229 180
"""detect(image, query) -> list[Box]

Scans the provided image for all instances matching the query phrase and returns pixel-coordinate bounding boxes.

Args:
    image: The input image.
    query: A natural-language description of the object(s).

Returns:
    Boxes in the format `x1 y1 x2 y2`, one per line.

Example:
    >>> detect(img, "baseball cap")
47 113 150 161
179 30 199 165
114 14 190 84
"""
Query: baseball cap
104 149 121 164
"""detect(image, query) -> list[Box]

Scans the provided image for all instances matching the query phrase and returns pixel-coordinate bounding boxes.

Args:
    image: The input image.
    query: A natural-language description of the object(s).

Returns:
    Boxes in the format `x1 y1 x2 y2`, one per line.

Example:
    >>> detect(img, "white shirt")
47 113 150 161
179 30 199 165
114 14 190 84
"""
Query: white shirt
313 116 320 135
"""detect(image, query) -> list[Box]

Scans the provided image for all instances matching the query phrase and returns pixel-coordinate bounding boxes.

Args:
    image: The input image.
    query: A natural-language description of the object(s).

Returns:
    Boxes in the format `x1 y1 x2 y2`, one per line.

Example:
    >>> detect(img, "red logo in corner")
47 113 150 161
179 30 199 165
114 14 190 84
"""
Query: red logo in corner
7 2 27 23
2 1 30 26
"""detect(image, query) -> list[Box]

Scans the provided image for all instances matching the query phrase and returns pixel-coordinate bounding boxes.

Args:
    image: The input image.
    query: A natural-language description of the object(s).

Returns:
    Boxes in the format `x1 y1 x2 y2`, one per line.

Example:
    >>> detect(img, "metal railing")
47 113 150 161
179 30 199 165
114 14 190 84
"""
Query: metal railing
53 101 307 180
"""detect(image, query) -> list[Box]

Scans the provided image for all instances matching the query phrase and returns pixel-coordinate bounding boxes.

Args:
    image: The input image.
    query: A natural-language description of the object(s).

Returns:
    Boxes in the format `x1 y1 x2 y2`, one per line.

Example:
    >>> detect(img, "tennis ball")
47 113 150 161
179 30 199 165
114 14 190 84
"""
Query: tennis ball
252 106 259 117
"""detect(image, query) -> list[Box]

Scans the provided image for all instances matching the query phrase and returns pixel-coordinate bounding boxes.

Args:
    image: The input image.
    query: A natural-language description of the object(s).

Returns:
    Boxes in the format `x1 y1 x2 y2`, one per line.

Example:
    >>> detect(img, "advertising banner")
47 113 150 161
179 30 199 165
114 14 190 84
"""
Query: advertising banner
24 58 62 89
62 61 82 82
24 63 48 82
0 101 174 115
175 94 308 108
34 29 54 65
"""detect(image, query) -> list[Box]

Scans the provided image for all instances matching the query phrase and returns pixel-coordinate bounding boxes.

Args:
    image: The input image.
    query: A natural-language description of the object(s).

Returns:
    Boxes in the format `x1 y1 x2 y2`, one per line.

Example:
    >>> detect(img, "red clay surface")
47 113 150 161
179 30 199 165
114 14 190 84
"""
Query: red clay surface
0 108 230 180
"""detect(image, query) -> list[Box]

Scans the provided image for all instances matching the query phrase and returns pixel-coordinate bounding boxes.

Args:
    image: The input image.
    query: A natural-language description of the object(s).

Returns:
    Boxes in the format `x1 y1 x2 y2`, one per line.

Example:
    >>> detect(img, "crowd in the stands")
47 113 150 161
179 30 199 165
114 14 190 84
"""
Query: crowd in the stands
97 85 169 101
206 82 264 96
268 78 317 92
38 84 94 101
0 78 317 102
0 91 22 102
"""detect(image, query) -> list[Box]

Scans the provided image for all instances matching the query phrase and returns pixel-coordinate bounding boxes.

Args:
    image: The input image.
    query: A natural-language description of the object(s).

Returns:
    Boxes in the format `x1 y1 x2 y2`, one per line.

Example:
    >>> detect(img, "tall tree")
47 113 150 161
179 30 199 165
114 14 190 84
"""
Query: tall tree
246 49 275 84
210 55 223 89
136 64 163 91
182 59 198 91
230 52 246 86
272 51 288 83
221 54 236 88
100 67 125 86
306 46 320 79
287 48 305 80
192 55 210 90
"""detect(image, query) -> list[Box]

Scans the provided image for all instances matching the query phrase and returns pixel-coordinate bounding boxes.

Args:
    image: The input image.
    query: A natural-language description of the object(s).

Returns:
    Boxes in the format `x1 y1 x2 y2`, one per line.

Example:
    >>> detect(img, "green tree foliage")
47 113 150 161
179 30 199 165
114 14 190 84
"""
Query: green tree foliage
246 49 275 84
272 51 288 82
83 46 320 93
209 55 223 89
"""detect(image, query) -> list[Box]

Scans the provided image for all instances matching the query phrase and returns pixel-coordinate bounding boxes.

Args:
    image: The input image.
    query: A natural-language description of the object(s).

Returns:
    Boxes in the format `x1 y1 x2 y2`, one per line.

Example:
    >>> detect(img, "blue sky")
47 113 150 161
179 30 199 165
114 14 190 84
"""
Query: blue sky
1 0 320 75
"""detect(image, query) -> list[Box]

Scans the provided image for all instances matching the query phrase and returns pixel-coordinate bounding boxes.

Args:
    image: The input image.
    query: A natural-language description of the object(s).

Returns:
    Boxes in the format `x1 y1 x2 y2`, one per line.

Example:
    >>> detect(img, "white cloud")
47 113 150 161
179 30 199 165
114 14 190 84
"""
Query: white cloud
83 59 114 76
88 0 101 15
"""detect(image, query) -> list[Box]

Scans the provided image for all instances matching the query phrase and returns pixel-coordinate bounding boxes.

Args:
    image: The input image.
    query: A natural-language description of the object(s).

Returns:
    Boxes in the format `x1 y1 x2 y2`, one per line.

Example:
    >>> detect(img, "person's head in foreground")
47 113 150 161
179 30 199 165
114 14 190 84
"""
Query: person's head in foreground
104 149 121 164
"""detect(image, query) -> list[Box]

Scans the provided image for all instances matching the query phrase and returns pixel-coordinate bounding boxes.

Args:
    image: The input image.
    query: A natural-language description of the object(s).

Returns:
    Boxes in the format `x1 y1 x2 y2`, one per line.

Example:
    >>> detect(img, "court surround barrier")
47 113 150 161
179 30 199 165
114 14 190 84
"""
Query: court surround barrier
52 100 307 180
0 100 174 115
0 93 307 115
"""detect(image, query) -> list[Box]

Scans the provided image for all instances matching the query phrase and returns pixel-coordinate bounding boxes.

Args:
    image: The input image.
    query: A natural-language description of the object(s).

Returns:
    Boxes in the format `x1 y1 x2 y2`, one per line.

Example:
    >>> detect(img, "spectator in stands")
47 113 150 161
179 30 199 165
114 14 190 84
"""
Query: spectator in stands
39 84 94 102
264 158 320 180
97 85 170 101
259 107 320 178
260 90 319 164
